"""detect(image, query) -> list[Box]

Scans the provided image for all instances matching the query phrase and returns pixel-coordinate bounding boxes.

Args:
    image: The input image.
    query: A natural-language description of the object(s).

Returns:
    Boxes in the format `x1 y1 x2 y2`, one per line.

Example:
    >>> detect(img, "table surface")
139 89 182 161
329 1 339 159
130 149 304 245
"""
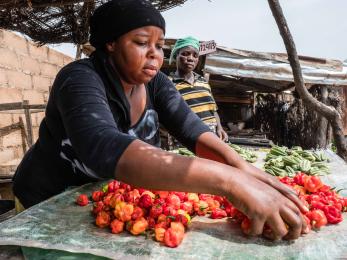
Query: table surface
0 150 346 260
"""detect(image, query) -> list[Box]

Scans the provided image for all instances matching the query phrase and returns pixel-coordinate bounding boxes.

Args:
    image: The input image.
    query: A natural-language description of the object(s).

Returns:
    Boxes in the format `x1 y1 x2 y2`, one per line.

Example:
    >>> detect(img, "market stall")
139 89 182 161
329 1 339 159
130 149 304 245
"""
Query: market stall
207 48 347 146
160 39 347 148
0 150 346 260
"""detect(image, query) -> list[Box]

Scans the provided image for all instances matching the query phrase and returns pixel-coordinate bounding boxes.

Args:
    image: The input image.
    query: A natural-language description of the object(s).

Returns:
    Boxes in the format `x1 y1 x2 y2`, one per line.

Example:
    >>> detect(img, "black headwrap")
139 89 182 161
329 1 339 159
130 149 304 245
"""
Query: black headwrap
89 0 166 49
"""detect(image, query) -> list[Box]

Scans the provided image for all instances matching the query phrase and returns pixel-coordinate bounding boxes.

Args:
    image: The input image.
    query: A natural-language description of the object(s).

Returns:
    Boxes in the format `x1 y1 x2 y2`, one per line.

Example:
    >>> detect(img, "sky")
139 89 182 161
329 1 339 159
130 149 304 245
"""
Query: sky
51 0 347 61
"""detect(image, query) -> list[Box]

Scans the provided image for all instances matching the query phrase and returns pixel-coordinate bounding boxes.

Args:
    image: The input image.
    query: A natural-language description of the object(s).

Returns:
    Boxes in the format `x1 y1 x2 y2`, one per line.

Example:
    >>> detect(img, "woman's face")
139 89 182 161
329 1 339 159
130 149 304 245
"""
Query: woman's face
176 46 199 75
107 26 165 85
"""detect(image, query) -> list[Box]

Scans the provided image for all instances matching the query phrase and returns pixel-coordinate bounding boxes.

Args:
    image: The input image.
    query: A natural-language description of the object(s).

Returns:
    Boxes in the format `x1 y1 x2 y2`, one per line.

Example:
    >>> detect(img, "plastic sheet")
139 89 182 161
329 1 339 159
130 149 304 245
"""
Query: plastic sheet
0 150 346 260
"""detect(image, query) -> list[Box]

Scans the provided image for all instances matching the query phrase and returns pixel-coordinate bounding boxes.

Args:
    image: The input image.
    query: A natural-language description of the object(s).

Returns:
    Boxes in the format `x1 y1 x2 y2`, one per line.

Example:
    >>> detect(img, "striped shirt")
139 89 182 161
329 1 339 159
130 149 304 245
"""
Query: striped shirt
169 72 217 124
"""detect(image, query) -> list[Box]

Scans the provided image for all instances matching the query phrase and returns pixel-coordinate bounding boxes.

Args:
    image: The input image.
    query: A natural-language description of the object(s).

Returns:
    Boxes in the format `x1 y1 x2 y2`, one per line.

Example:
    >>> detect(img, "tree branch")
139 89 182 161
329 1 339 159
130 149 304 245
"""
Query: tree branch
267 0 347 160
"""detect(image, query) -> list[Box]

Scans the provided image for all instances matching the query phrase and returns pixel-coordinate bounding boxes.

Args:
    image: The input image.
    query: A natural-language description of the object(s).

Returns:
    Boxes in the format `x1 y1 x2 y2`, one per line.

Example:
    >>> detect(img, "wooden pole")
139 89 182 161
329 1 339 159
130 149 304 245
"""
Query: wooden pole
75 44 82 60
0 102 45 111
23 100 33 147
19 117 28 153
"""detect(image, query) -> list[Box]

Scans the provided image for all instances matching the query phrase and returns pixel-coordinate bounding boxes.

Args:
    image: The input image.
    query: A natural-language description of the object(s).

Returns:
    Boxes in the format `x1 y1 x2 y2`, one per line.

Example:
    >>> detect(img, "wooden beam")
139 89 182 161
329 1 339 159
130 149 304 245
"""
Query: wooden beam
0 122 22 137
209 76 281 93
0 102 45 111
19 117 28 153
214 96 252 104
23 100 34 147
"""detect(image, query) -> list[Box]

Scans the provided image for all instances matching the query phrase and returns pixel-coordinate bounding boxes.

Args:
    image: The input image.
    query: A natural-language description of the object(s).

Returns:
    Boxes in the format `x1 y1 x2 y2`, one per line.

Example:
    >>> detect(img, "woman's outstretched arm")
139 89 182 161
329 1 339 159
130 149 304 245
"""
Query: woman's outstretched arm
115 139 306 240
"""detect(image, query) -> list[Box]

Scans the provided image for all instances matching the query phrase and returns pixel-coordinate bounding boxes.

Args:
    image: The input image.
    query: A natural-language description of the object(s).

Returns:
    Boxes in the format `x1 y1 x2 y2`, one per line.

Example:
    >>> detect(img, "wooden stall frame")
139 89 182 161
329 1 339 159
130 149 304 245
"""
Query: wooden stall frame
0 101 46 147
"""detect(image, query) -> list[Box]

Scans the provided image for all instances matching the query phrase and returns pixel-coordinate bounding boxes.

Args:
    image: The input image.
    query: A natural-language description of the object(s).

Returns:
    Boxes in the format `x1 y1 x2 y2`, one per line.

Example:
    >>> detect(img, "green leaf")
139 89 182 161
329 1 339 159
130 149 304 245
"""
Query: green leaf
336 188 347 194
102 184 108 193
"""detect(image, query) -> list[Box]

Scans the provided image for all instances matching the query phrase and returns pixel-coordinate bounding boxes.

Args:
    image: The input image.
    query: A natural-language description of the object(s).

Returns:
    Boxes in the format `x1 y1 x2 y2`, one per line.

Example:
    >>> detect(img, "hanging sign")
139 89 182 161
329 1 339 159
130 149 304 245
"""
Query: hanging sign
199 40 217 55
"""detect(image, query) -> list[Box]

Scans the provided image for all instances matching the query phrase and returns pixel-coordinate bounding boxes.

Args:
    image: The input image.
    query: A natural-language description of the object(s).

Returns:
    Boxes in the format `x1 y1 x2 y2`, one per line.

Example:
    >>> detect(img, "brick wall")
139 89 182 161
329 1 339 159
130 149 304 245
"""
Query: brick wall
0 29 73 164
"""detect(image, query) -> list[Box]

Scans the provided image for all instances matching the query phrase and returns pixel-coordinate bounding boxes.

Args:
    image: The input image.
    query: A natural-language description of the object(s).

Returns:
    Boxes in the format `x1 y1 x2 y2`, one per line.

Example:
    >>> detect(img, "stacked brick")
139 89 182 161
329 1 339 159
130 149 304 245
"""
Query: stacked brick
0 29 73 164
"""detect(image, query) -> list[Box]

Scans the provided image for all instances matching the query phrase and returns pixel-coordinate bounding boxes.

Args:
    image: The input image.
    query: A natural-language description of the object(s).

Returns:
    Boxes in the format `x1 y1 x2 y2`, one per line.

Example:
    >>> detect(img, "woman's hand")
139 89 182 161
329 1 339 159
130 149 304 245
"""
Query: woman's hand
216 125 228 142
213 112 228 142
195 133 309 225
227 170 307 240
239 163 309 214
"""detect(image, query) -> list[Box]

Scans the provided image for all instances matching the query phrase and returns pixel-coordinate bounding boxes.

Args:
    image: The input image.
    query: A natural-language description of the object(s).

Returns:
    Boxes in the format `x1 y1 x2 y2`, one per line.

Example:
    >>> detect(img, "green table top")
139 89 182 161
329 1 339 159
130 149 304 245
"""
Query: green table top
0 150 346 260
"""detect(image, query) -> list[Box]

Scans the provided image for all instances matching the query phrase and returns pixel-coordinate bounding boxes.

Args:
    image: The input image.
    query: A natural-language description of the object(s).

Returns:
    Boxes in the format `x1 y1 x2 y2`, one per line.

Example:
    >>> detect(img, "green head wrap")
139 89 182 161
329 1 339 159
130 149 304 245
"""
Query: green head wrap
169 36 200 65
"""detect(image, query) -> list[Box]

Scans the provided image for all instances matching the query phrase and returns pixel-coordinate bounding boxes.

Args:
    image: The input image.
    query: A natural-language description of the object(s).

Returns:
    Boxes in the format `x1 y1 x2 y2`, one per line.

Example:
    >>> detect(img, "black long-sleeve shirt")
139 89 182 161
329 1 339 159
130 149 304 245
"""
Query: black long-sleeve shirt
12 58 210 208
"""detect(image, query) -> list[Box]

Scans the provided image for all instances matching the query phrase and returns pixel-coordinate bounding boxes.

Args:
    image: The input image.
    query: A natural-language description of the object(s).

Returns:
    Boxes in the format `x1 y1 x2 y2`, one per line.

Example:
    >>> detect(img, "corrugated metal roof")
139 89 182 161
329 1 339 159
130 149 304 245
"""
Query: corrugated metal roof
205 47 347 86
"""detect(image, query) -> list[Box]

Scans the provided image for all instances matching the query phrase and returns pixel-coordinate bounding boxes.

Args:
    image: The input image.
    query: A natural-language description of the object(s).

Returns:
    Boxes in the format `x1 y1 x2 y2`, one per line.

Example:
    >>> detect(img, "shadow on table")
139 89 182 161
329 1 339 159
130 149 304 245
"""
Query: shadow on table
190 218 296 247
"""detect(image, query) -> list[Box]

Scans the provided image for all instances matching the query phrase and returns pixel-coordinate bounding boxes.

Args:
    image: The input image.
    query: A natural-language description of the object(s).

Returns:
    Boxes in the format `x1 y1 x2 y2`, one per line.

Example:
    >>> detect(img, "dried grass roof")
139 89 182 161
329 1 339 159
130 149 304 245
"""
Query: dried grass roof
0 0 188 45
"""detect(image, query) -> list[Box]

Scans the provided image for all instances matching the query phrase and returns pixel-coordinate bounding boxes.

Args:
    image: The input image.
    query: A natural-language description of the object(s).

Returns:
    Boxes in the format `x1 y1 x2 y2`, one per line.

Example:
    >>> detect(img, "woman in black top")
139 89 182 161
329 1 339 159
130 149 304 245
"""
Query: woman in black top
13 0 307 240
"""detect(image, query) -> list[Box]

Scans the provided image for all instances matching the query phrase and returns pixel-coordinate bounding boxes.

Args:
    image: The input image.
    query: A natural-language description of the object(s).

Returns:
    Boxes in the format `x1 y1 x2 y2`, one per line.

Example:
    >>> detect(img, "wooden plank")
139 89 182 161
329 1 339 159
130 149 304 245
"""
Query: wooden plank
0 102 45 112
23 100 33 147
0 102 23 111
0 122 22 137
19 117 28 153
214 96 252 104
0 120 27 153
210 79 277 93
209 75 288 93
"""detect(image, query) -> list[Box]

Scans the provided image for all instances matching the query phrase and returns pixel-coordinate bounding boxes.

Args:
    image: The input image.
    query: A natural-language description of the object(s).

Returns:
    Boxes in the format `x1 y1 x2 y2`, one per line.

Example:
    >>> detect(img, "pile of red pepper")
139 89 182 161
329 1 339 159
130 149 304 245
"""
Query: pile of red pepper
280 173 346 229
239 173 347 234
76 173 347 248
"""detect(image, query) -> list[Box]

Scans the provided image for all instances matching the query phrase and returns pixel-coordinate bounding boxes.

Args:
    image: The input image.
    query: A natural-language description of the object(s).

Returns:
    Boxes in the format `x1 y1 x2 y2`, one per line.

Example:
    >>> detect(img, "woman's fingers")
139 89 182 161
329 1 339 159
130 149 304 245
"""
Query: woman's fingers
254 172 309 213
264 214 288 240
280 206 304 240
269 178 309 213
230 171 305 241
242 167 309 213
285 200 301 216
222 131 228 142
248 217 266 237
301 214 311 234
282 188 309 213
284 200 308 234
